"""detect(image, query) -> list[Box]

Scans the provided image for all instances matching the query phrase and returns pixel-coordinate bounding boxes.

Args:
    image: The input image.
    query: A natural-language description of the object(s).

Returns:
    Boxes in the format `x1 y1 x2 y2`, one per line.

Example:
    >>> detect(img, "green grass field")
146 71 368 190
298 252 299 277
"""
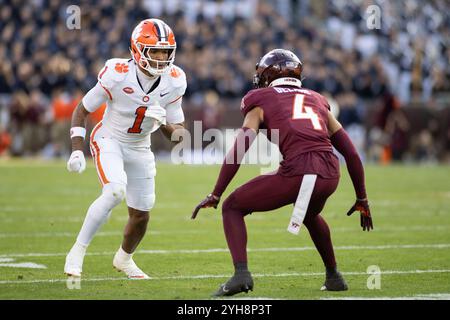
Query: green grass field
0 160 449 300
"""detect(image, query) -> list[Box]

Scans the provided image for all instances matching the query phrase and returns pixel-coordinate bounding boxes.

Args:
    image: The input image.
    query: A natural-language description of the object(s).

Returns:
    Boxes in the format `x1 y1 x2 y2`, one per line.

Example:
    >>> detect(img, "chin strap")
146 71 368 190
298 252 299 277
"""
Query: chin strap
269 77 302 88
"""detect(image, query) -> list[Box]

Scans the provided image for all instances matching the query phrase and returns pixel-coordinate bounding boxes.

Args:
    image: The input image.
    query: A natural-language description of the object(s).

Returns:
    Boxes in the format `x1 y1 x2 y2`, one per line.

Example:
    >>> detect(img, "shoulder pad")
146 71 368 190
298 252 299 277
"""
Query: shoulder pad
166 65 187 96
97 58 131 89
240 88 267 115
311 90 331 111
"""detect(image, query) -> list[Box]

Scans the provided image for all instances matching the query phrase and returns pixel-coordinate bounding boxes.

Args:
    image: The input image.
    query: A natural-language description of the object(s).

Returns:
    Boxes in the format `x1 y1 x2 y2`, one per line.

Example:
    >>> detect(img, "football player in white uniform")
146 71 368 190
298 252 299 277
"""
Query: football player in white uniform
64 19 186 279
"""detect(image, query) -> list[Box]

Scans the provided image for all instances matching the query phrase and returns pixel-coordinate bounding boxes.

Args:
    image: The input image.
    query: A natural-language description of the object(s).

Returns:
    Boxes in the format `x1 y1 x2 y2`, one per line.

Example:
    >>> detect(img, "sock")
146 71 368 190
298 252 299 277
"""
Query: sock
303 214 337 270
326 266 338 276
222 198 248 264
116 246 133 261
76 201 112 246
71 241 87 253
76 183 125 246
234 262 248 273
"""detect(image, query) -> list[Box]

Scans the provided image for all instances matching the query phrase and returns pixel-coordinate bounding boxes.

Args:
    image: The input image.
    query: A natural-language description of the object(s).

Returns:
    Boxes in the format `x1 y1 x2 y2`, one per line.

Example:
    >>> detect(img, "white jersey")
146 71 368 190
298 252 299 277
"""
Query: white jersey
83 58 187 147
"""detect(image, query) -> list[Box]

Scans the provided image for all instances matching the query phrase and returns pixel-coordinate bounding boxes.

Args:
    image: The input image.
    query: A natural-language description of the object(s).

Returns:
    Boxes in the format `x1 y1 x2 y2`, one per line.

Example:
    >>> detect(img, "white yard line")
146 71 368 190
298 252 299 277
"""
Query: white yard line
284 225 450 233
322 293 450 300
0 258 47 269
0 230 210 238
0 243 449 259
0 231 123 238
0 262 47 269
0 269 449 285
0 225 448 238
0 202 185 214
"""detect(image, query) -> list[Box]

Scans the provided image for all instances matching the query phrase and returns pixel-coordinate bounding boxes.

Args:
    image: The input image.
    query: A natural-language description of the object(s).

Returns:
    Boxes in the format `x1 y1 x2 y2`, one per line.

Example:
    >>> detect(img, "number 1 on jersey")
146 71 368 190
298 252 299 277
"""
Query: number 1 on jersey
292 94 322 130
128 106 147 134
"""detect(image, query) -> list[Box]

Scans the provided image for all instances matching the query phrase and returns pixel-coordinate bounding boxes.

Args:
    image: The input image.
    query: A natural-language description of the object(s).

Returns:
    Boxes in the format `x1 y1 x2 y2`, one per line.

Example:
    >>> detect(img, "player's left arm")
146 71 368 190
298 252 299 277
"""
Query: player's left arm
160 94 186 142
327 110 373 231
191 107 263 219
160 122 185 141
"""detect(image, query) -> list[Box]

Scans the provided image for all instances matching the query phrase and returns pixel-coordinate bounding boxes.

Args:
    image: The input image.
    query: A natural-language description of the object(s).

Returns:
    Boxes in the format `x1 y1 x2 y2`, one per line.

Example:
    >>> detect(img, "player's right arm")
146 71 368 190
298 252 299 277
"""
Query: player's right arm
191 107 262 219
327 110 373 231
67 83 108 173
70 101 90 152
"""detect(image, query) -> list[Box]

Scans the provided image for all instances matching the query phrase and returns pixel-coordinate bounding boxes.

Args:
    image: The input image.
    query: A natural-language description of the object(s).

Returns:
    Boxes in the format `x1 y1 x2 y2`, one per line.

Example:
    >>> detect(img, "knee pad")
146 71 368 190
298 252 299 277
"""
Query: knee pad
102 183 126 207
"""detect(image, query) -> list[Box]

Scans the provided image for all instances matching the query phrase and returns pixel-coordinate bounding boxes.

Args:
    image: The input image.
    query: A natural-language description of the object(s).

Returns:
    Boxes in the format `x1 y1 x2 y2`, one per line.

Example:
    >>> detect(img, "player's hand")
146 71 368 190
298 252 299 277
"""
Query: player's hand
67 150 86 174
191 194 220 220
145 104 167 133
346 199 373 231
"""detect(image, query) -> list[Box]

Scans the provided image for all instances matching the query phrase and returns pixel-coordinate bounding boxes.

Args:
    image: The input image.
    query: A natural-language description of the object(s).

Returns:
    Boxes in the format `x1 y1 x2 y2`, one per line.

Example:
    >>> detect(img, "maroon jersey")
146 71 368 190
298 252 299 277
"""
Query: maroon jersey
241 86 340 178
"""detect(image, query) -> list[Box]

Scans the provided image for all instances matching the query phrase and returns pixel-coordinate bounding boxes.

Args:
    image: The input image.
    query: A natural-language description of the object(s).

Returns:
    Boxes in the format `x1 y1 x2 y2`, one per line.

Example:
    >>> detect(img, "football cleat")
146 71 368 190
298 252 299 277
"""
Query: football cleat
320 270 348 291
212 271 254 297
112 251 150 280
64 242 87 277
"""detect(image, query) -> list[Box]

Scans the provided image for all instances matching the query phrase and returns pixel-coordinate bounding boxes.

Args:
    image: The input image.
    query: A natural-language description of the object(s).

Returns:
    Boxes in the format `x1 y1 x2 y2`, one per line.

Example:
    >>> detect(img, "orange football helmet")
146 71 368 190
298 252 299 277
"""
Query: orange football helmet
130 19 176 76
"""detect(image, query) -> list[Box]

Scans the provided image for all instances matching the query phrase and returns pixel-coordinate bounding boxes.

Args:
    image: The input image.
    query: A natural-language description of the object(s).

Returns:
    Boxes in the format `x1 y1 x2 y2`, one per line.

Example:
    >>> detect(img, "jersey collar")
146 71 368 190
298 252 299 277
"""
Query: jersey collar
269 77 302 88
135 62 161 95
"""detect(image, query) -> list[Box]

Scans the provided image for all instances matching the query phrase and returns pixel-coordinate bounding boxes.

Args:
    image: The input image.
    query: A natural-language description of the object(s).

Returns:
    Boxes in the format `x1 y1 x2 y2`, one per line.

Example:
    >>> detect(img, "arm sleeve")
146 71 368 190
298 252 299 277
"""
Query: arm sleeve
82 82 109 113
212 127 257 197
165 97 185 124
330 128 367 199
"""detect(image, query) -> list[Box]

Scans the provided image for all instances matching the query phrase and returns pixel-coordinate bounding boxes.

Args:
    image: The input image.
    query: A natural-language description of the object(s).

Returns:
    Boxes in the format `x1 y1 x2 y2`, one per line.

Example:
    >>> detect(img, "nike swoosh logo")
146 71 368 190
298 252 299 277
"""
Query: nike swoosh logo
160 92 169 97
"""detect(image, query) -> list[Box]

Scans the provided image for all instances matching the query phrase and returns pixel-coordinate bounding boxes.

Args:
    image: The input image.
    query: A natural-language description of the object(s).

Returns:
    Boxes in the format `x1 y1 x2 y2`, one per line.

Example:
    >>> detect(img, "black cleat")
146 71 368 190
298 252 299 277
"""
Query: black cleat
212 271 254 297
321 270 348 291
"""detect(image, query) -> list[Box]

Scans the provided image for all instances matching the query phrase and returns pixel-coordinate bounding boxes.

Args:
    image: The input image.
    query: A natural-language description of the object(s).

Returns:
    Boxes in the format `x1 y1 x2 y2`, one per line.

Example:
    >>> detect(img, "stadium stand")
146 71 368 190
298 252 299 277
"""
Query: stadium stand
0 0 448 162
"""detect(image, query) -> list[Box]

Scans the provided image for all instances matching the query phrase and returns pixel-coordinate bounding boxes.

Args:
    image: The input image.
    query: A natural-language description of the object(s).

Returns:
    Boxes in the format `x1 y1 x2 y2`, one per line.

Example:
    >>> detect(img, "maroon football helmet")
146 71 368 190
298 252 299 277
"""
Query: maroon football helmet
253 49 303 88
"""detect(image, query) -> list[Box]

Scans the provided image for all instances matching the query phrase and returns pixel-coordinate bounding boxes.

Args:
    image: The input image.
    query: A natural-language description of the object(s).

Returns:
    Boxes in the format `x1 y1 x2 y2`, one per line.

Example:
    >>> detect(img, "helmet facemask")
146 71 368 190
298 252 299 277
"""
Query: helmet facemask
132 43 176 76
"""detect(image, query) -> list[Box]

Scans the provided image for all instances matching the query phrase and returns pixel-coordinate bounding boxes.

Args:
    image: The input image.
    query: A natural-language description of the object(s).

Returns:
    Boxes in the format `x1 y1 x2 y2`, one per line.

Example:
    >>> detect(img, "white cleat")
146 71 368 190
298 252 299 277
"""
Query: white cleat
113 251 150 280
64 242 87 277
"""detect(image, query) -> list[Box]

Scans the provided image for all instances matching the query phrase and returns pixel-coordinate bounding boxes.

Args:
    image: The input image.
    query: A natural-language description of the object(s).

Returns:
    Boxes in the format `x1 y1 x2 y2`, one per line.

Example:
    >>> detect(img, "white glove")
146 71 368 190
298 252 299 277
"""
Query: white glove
67 150 86 173
145 104 167 133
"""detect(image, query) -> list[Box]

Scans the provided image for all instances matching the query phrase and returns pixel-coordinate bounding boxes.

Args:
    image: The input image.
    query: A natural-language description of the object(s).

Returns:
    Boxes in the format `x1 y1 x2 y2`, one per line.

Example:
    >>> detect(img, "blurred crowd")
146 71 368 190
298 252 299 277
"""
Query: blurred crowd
0 0 449 162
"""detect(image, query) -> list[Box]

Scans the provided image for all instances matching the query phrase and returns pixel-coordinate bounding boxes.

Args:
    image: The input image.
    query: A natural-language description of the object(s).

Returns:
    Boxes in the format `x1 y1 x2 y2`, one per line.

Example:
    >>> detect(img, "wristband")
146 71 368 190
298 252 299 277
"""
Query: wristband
70 127 86 139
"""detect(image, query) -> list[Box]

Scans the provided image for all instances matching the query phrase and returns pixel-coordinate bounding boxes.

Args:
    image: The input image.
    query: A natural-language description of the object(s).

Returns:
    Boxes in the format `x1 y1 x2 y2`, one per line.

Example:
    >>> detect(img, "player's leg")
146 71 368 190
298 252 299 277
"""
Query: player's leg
65 127 127 277
112 147 155 279
122 207 150 254
214 173 302 296
302 177 347 291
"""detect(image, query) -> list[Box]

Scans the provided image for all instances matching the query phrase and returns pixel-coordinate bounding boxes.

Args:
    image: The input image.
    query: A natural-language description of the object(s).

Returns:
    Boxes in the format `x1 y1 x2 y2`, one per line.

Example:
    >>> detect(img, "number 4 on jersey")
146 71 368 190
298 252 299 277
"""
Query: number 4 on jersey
292 94 323 130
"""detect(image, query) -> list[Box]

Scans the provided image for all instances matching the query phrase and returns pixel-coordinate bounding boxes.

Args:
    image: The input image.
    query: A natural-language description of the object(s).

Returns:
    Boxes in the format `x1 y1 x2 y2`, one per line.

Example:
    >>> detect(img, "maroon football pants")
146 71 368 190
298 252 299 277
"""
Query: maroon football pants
221 173 339 269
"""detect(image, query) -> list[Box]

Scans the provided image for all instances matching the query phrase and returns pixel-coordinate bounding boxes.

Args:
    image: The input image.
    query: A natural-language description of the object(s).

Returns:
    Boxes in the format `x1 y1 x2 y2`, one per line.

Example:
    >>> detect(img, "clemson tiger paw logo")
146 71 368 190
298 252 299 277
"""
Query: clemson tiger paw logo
170 67 181 78
115 63 129 73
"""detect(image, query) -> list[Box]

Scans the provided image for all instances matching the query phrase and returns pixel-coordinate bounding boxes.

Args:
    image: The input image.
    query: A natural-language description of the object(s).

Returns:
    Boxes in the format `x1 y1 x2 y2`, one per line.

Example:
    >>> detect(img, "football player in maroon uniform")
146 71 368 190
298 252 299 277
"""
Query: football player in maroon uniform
192 49 372 297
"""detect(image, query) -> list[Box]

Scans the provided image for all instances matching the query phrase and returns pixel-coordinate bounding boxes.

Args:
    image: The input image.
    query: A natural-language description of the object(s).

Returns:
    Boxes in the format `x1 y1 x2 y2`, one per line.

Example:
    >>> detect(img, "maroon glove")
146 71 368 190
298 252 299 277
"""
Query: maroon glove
191 194 220 220
347 199 373 231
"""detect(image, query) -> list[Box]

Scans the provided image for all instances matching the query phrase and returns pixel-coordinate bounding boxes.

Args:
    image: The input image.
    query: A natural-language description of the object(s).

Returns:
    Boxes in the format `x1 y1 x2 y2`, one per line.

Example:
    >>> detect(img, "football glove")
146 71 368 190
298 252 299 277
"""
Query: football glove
67 150 86 174
191 194 220 220
346 199 373 231
145 104 167 133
